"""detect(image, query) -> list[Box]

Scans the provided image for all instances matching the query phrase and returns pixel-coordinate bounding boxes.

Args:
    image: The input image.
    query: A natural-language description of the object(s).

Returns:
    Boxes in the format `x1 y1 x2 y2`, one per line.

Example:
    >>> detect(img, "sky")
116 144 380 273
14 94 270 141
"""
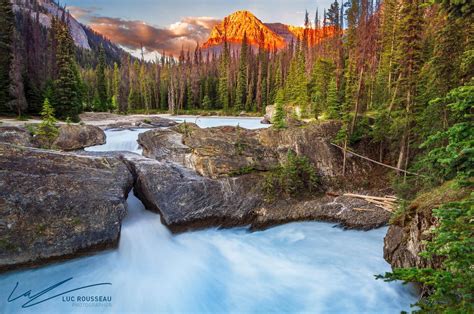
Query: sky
66 0 333 58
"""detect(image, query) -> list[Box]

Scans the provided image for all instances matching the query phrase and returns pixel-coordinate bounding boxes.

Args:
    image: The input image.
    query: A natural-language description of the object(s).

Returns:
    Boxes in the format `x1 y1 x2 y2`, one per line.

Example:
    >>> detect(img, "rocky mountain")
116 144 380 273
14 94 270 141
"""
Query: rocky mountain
12 0 125 64
203 10 335 50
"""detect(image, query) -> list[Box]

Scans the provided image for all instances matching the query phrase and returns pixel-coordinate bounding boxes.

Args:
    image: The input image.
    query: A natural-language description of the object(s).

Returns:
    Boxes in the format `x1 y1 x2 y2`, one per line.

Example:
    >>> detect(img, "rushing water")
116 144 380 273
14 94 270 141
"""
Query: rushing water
168 116 271 130
0 117 417 313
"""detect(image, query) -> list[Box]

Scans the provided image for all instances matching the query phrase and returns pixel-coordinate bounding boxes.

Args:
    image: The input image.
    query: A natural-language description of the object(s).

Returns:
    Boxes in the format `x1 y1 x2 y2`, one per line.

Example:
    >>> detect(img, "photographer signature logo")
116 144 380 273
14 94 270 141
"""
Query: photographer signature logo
7 277 112 308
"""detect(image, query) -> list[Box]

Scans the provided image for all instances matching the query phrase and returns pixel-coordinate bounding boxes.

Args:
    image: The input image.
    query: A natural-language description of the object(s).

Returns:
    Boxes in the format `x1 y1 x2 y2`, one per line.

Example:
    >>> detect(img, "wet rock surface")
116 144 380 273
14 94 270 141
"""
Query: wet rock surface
0 143 133 273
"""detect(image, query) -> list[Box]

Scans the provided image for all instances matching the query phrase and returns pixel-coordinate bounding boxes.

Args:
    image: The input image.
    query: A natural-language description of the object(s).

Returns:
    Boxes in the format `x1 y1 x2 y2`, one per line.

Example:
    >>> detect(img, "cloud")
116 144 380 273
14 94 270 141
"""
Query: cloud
89 16 220 56
68 6 100 21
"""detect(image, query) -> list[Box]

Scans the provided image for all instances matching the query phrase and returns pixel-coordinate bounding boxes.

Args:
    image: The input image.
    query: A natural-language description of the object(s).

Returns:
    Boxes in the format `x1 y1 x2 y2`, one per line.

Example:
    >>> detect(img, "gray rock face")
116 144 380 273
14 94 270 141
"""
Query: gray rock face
261 105 275 124
138 129 192 164
139 121 373 182
0 126 35 147
0 143 133 273
254 195 392 230
382 182 469 269
258 122 364 177
124 153 390 232
53 125 106 151
122 154 263 232
131 122 390 232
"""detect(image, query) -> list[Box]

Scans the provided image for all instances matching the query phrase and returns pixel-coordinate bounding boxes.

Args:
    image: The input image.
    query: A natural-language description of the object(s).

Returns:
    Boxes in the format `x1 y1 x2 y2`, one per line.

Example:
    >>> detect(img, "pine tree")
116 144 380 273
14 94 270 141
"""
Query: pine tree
0 0 14 113
111 62 120 111
273 89 286 129
235 32 248 112
284 45 309 117
310 58 335 117
95 45 108 111
202 95 212 110
52 18 82 121
394 0 424 174
218 40 230 112
326 78 339 119
139 62 150 113
36 98 59 148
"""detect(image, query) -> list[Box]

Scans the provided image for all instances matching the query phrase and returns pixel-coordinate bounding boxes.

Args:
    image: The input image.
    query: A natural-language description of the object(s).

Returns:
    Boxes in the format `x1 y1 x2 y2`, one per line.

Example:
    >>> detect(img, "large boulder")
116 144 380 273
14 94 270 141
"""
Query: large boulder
0 143 133 272
52 124 106 151
0 126 35 147
261 105 275 124
134 122 389 232
180 125 279 178
122 155 263 232
0 124 106 151
258 121 364 177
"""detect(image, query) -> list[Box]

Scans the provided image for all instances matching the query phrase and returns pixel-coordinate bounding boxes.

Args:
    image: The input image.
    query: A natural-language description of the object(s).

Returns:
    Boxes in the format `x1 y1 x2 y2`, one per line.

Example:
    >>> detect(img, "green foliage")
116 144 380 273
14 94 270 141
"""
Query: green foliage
379 195 474 313
272 91 286 129
202 95 212 110
229 165 256 177
218 41 230 112
35 98 59 148
111 62 120 112
435 0 474 18
51 18 83 121
310 58 336 118
325 78 340 119
95 45 108 111
414 83 474 186
235 32 248 112
284 48 309 116
264 150 320 198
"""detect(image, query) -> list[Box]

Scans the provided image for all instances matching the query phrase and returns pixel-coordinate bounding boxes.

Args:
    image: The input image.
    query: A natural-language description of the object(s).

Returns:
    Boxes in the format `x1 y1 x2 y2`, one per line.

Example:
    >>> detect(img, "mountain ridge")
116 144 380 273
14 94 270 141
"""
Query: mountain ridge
203 10 336 50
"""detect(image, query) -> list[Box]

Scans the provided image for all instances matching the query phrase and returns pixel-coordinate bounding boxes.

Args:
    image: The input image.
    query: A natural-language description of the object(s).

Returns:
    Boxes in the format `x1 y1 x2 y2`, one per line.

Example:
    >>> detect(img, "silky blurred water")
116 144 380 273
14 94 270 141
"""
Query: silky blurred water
0 118 417 314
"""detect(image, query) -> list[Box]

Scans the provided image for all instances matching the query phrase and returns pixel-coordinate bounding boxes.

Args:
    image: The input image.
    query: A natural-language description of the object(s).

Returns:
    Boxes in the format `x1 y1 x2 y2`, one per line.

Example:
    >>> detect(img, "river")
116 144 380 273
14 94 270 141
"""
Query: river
0 117 417 313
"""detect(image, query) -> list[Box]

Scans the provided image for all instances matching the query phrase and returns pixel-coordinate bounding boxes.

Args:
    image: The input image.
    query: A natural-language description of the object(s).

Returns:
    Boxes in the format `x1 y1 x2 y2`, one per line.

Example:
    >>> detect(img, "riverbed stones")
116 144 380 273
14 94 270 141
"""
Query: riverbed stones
0 143 133 273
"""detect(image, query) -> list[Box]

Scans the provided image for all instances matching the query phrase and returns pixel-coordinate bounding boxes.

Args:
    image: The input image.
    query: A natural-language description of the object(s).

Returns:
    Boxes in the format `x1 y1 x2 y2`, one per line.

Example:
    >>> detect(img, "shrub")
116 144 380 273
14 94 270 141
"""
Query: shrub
272 90 286 129
264 150 320 198
35 98 59 149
